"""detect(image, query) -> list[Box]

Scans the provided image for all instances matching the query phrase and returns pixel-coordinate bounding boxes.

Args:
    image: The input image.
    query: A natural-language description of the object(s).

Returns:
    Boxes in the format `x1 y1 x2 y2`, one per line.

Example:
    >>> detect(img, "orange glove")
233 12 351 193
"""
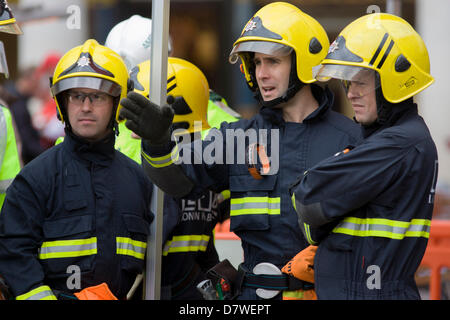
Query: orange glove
282 245 317 283
74 283 118 300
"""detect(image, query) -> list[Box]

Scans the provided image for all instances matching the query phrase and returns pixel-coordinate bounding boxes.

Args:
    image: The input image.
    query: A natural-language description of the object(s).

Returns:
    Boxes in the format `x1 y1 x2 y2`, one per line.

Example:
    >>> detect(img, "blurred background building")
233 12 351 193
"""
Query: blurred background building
0 0 449 201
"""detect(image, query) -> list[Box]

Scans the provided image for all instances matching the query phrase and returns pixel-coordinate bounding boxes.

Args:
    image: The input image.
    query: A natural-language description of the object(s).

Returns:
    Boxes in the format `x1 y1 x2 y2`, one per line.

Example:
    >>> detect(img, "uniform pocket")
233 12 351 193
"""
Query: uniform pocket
118 213 150 274
229 174 278 232
40 215 95 276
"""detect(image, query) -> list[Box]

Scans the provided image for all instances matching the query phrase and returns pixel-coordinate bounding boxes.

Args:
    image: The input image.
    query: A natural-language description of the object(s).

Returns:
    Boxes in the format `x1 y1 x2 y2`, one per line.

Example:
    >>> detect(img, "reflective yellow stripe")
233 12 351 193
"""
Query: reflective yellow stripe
38 237 97 259
291 193 297 211
304 223 317 245
141 144 179 168
16 285 57 300
283 290 305 300
332 217 431 239
230 197 280 216
116 237 147 260
220 189 231 201
163 234 210 256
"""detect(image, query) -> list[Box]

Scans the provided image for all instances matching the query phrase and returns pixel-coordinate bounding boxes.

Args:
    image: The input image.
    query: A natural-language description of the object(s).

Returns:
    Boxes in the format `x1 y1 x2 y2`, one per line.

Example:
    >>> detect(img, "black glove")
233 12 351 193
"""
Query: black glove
120 91 174 145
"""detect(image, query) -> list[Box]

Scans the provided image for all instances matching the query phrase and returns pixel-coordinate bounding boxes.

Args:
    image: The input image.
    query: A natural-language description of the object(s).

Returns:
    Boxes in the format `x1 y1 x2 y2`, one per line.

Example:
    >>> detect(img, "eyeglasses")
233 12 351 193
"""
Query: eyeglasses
67 91 112 107
341 79 378 98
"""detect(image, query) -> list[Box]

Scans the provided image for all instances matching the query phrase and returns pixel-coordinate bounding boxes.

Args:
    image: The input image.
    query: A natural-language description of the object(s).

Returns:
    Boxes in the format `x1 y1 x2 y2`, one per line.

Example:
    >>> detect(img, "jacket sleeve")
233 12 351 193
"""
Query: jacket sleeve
290 131 409 231
0 172 57 300
141 126 229 199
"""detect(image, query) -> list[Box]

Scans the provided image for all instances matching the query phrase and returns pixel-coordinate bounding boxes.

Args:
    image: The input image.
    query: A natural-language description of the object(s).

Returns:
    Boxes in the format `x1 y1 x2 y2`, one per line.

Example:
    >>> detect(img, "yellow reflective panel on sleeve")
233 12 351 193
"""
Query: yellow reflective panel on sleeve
38 237 97 259
141 144 179 168
116 237 147 260
163 234 210 256
332 217 431 239
291 193 297 211
230 197 280 216
16 285 57 300
303 223 317 245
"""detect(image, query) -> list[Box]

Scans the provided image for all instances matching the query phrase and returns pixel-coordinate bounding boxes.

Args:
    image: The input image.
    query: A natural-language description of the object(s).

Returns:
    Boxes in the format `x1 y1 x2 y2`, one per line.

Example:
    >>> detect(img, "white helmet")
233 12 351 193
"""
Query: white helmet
105 14 173 70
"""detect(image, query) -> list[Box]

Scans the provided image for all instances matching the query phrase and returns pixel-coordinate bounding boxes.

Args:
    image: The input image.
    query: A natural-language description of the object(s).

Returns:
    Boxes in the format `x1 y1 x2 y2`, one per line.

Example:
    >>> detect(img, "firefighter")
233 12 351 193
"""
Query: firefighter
105 14 240 164
290 13 437 299
0 0 22 209
120 2 362 300
0 39 154 300
129 58 230 299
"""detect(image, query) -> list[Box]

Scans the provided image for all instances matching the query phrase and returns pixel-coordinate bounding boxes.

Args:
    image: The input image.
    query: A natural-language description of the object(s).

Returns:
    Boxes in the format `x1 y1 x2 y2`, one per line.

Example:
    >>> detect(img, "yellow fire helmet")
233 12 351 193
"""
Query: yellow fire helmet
129 57 210 134
314 13 434 103
229 2 329 89
0 0 23 35
50 39 130 124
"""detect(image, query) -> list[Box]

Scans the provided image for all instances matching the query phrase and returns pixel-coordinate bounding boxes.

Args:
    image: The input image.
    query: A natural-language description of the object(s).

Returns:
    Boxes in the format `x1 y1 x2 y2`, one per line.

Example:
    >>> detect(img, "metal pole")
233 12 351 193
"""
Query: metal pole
144 0 170 300
386 0 402 16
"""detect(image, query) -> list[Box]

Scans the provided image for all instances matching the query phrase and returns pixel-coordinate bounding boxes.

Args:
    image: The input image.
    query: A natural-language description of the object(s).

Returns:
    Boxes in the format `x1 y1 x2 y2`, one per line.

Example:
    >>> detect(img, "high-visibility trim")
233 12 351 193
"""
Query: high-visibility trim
163 234 210 256
332 217 431 239
220 189 231 201
38 237 97 259
16 285 57 300
291 193 296 210
116 237 147 260
141 144 179 168
230 197 280 216
303 223 317 245
283 290 305 300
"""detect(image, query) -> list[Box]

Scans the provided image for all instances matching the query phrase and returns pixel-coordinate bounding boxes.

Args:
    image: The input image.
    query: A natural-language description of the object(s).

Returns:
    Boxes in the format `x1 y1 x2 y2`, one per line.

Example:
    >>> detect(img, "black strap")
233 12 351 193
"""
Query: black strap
243 272 313 291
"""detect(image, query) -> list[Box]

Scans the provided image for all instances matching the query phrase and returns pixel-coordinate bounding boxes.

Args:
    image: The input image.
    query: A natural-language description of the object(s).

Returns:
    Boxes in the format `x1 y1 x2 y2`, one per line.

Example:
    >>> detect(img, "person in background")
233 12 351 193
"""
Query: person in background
105 14 240 163
129 57 230 299
0 0 22 210
30 53 64 149
5 67 45 164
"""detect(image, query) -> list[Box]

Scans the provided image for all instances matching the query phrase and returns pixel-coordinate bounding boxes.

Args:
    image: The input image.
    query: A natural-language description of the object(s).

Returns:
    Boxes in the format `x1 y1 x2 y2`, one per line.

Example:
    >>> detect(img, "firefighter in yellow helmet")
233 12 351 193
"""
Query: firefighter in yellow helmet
127 58 230 299
105 14 239 164
120 2 362 300
0 0 22 211
290 13 437 299
0 39 154 300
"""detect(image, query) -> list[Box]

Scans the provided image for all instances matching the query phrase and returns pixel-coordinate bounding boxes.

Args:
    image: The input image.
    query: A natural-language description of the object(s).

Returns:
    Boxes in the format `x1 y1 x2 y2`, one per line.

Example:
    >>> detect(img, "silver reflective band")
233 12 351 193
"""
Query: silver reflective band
332 217 431 239
38 237 98 259
141 144 179 168
163 235 210 256
16 285 57 300
230 197 281 216
116 237 147 259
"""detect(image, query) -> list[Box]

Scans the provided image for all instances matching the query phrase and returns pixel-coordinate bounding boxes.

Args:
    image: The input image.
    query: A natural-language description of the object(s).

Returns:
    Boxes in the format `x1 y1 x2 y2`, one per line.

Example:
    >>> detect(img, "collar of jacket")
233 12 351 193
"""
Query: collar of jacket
360 99 417 138
259 84 333 126
63 128 116 166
